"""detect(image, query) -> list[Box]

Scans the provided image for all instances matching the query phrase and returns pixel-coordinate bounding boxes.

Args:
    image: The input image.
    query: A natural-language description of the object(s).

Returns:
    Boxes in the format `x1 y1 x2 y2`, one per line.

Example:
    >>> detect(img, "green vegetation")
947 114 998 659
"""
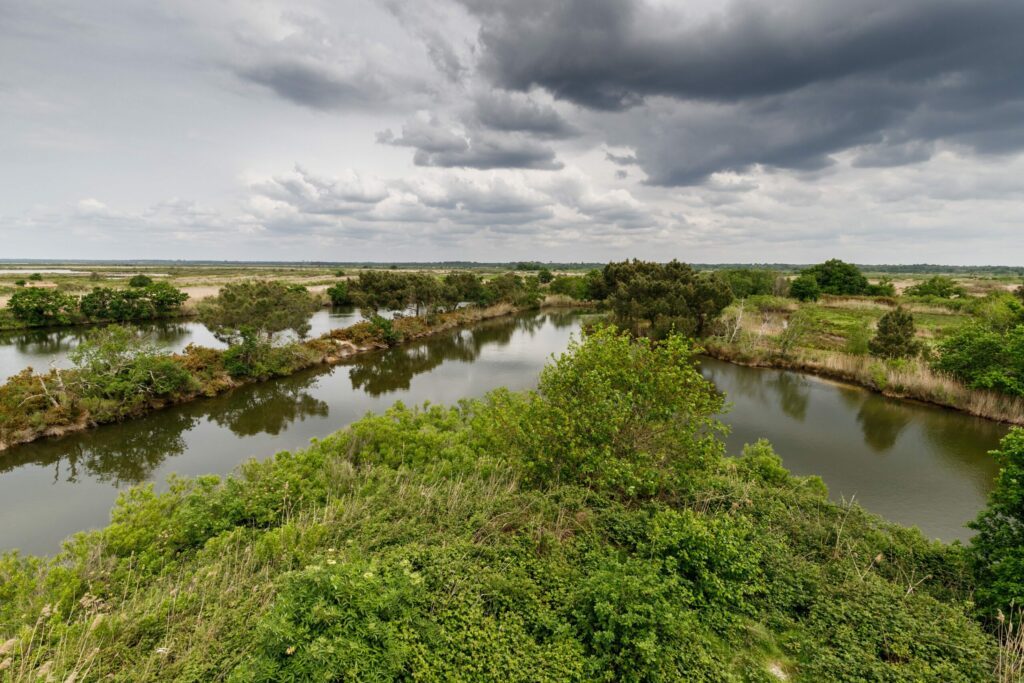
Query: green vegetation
968 427 1024 622
593 260 733 338
801 259 869 296
128 274 154 288
0 297 523 450
934 324 1024 397
789 273 821 302
905 276 967 299
720 268 786 298
0 328 998 681
325 281 353 306
5 282 188 329
869 308 921 359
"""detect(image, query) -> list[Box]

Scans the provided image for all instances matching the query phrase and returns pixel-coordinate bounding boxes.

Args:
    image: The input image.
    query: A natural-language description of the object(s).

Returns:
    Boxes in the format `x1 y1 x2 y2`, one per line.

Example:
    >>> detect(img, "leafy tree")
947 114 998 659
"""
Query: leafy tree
775 309 814 358
326 282 353 306
13 279 26 287
933 324 1024 396
334 269 346 277
802 259 868 295
79 284 186 321
69 326 194 406
28 273 43 281
968 428 1024 618
904 276 967 298
789 273 821 301
549 275 589 300
198 281 320 345
869 308 921 358
537 268 554 284
442 271 484 305
845 322 872 356
7 288 78 326
128 274 153 288
602 260 733 339
720 268 778 298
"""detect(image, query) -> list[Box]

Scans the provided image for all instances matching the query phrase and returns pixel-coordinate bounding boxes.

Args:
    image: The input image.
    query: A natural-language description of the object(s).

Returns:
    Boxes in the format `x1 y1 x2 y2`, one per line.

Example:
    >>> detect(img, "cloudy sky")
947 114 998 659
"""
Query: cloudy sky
2 0 1023 263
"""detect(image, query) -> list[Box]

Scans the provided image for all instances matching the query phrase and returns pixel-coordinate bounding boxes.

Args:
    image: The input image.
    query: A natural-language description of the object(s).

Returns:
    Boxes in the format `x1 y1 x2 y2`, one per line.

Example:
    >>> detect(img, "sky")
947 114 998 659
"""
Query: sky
2 0 1023 264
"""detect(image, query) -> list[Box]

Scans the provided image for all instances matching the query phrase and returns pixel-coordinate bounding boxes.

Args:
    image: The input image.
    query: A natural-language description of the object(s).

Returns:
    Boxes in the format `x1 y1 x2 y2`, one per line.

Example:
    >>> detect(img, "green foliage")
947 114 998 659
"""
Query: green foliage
69 326 195 407
325 281 353 306
479 272 541 308
549 275 590 300
844 321 872 356
905 275 967 298
801 259 868 295
969 428 1024 619
788 274 821 302
933 324 1024 396
720 268 779 299
28 272 43 281
471 327 724 498
368 314 401 347
0 330 999 681
7 287 78 326
538 268 555 284
600 260 734 339
198 280 320 344
864 277 896 297
776 309 814 358
13 279 25 287
443 270 484 304
128 274 154 288
868 308 921 359
967 292 1024 332
79 283 187 321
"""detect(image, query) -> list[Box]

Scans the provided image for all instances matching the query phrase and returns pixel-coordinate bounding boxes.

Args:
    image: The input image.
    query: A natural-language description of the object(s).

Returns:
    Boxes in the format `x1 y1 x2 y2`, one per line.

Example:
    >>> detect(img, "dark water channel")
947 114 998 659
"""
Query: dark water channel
0 312 1006 554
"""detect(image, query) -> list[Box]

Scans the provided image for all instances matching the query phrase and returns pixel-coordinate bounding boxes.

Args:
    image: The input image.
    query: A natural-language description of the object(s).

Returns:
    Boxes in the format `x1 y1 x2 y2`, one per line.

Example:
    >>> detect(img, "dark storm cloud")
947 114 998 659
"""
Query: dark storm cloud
473 91 578 138
461 0 1024 184
378 118 563 170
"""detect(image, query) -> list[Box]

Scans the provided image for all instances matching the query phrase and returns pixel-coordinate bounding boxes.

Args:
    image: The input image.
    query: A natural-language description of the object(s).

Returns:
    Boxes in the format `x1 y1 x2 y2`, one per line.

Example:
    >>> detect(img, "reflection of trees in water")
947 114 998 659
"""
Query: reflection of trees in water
346 315 526 397
0 409 198 486
917 409 1007 483
0 327 86 358
703 361 809 422
855 397 914 453
769 372 810 422
205 368 329 437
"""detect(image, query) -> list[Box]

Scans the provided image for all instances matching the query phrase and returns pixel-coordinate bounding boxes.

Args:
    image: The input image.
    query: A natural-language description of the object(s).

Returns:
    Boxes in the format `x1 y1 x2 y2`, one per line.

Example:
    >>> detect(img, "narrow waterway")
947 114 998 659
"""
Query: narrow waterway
0 313 1006 554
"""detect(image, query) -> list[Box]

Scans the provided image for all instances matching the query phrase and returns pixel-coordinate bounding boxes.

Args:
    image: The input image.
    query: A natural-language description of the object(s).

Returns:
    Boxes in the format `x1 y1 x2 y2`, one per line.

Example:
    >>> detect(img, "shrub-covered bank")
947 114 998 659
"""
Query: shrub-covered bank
0 329 1000 681
0 303 522 453
703 340 1024 426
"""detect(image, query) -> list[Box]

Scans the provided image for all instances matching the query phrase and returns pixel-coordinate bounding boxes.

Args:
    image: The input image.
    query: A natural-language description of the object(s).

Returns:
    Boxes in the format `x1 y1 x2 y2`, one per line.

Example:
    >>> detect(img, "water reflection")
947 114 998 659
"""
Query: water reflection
0 408 199 486
206 370 331 437
701 356 1006 541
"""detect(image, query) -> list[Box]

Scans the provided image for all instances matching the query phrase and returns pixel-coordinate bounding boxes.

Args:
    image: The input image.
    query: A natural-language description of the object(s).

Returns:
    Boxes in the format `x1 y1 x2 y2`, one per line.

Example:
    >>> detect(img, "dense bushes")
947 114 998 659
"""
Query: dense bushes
0 328 998 681
869 308 921 359
905 275 967 299
969 428 1024 620
801 259 869 296
6 282 188 327
591 260 733 338
933 324 1024 396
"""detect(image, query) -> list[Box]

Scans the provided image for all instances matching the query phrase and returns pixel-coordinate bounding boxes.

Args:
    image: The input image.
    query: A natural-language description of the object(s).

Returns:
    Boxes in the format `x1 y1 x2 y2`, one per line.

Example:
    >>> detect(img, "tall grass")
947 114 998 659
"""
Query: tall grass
704 341 1024 425
996 609 1024 683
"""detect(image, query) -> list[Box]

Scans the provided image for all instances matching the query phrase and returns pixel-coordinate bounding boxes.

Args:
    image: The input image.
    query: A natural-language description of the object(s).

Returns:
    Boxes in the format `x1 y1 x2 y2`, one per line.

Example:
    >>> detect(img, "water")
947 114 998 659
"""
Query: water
0 308 368 380
701 356 1006 542
0 311 585 553
0 314 1007 554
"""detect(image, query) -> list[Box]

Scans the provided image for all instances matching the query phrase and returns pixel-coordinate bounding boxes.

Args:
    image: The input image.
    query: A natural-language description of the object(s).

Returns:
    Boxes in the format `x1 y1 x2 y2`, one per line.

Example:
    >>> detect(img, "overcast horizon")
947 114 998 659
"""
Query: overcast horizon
3 0 1024 265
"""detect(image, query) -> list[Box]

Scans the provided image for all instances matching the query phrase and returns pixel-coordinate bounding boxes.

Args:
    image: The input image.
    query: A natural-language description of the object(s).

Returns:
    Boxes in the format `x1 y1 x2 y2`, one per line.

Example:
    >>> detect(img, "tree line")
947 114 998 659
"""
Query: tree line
5 278 188 327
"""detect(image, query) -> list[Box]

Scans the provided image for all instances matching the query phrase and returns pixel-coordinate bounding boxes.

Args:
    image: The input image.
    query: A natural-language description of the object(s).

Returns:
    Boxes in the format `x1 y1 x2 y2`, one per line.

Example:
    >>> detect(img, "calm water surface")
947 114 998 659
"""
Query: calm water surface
701 357 1005 542
0 314 1006 553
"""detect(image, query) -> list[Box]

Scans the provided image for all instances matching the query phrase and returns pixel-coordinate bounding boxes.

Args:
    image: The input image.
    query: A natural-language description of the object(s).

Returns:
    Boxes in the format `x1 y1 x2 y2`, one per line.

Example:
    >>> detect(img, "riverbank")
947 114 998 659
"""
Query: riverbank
0 303 542 453
703 339 1024 426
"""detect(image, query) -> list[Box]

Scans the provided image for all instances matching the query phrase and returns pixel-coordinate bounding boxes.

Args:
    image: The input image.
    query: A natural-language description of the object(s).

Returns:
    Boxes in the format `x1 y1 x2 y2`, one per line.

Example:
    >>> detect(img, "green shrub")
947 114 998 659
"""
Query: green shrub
128 274 154 288
868 308 921 359
7 287 79 326
789 274 821 302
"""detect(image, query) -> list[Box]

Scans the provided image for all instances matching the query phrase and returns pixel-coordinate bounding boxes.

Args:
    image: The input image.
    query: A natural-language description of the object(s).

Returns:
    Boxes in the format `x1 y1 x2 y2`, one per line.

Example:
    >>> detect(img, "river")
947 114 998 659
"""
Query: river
0 311 1006 554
